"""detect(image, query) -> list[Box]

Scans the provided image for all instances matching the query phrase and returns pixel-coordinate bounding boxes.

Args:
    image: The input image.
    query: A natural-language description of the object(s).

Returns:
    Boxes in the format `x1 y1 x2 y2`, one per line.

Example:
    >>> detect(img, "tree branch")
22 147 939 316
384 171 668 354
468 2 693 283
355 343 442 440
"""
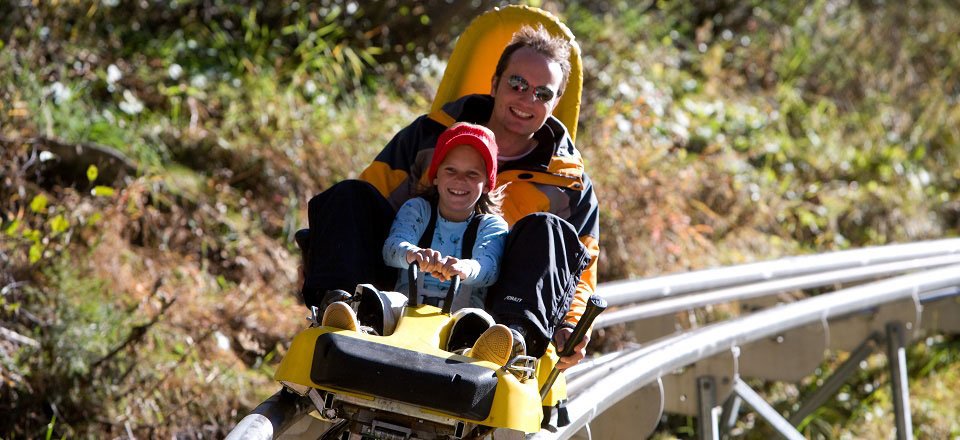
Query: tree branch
90 290 176 371
0 326 39 347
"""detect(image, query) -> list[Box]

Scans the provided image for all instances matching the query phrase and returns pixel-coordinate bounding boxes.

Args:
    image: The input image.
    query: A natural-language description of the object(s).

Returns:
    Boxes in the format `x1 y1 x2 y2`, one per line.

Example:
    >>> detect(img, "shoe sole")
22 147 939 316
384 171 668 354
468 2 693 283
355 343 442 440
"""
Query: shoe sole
322 302 360 332
470 324 513 366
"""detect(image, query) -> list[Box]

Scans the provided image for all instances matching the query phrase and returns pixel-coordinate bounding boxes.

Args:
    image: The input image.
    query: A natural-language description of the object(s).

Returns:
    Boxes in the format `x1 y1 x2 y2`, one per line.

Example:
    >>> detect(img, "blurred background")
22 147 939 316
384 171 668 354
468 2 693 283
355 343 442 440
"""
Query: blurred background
1 0 958 438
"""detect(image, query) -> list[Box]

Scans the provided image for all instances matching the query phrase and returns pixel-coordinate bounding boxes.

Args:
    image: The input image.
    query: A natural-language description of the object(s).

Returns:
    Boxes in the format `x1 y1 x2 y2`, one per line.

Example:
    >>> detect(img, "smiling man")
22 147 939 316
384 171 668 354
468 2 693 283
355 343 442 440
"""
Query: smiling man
303 25 599 370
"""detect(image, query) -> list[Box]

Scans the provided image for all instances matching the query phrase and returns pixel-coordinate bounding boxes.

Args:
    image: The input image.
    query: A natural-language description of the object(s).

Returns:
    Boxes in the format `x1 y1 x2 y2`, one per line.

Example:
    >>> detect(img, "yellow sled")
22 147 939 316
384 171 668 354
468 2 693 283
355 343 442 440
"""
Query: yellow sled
272 295 567 437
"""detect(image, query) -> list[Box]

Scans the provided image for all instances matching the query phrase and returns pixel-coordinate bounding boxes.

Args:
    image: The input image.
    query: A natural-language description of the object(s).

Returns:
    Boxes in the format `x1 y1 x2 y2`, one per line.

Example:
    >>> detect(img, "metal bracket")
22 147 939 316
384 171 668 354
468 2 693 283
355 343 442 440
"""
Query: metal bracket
571 378 663 440
829 298 920 351
788 332 880 426
739 322 827 382
697 376 719 440
661 349 736 416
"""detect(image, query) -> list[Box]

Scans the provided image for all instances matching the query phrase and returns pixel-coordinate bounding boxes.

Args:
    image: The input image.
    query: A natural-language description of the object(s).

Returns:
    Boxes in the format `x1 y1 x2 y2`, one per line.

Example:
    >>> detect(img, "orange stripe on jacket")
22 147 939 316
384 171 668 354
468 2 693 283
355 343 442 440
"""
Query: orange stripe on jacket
359 161 410 199
564 235 599 327
497 181 552 227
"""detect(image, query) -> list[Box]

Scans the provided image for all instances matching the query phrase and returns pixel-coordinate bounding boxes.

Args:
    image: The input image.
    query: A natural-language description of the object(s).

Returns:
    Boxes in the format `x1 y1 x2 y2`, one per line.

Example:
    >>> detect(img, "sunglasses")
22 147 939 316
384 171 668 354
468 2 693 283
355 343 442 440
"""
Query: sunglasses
507 75 557 103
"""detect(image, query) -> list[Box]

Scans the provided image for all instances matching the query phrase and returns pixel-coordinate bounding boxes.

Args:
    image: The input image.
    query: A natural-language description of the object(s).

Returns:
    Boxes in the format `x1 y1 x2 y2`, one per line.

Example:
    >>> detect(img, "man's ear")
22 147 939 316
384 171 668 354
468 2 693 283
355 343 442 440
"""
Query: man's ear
547 96 561 114
490 75 499 96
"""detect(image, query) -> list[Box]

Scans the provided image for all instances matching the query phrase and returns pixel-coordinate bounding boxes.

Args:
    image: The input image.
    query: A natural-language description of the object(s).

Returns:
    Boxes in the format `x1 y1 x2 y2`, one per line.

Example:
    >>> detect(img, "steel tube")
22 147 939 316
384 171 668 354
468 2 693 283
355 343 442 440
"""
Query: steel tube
599 239 960 306
720 394 742 434
596 254 960 329
567 280 960 399
886 322 913 440
697 376 719 440
731 379 805 440
788 333 880 425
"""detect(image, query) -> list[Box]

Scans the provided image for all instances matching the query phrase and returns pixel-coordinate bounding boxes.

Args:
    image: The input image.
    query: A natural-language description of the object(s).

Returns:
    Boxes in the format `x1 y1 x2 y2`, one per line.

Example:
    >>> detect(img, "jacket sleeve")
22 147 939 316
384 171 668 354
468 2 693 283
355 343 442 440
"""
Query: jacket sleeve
562 171 600 327
382 198 430 269
359 114 446 210
461 215 509 287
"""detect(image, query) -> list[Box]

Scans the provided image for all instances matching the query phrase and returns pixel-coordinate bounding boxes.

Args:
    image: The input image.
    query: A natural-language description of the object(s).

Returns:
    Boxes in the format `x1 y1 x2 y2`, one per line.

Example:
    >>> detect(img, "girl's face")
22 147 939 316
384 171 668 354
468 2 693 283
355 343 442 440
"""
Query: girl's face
434 145 488 222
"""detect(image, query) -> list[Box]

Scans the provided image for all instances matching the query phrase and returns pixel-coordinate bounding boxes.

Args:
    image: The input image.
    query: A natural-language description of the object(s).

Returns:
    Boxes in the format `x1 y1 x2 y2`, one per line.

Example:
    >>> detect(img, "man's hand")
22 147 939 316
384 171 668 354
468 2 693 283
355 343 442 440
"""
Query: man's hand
553 326 589 370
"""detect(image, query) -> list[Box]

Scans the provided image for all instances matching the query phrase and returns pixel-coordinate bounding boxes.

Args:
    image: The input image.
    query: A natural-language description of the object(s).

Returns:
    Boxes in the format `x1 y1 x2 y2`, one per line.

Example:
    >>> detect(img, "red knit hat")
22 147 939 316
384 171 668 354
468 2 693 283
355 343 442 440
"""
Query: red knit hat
427 122 498 190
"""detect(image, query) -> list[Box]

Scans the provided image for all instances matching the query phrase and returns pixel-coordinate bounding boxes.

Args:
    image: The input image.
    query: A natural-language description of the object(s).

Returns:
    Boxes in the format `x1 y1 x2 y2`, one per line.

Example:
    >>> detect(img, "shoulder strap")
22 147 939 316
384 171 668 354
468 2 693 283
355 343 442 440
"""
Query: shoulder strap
417 196 440 250
416 196 482 261
461 214 482 260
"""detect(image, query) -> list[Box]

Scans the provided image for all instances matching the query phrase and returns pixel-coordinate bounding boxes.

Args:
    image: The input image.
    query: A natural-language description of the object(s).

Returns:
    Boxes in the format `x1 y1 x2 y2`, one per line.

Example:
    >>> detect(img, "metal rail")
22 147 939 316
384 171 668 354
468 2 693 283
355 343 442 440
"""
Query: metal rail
596 253 960 328
532 264 960 440
600 238 960 306
567 285 960 399
566 254 960 393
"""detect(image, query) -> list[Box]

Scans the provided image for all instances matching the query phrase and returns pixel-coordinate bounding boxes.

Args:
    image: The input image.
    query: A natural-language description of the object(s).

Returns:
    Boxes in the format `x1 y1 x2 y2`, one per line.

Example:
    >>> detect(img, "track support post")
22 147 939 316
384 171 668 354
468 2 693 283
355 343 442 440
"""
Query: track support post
885 321 913 440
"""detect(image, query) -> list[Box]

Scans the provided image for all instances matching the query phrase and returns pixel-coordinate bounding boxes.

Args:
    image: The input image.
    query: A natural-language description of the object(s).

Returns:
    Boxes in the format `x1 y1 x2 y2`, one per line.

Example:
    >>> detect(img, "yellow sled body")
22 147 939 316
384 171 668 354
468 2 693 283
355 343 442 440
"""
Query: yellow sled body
275 303 566 434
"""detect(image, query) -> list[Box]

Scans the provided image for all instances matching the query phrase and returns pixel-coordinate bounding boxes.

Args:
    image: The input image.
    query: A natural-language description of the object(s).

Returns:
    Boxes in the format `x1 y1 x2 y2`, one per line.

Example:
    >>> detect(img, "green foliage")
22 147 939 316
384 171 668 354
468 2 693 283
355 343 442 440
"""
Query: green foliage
45 416 57 440
5 189 84 266
565 0 958 269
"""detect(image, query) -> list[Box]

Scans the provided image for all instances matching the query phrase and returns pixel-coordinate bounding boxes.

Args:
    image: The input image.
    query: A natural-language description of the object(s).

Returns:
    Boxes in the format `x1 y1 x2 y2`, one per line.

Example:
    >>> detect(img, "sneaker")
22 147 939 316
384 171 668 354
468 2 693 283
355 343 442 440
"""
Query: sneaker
466 324 514 367
320 289 352 310
321 301 360 332
302 285 351 311
507 327 527 359
355 284 386 335
446 308 495 353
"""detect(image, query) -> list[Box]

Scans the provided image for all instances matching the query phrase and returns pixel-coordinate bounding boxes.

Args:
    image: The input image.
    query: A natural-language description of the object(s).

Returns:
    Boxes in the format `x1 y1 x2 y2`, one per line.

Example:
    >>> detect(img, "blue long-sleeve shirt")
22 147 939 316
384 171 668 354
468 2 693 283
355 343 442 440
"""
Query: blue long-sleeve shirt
383 197 508 310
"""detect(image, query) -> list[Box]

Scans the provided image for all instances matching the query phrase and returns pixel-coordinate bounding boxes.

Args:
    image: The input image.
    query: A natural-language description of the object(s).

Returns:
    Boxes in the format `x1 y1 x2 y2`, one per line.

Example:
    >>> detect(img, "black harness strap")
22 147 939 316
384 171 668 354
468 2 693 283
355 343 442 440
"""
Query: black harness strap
417 196 483 260
417 196 440 250
415 196 483 307
461 215 481 260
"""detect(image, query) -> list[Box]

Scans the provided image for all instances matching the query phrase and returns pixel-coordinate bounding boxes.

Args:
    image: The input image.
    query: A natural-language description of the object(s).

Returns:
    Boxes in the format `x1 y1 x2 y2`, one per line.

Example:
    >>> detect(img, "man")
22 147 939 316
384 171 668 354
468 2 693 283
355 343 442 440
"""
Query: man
303 25 599 369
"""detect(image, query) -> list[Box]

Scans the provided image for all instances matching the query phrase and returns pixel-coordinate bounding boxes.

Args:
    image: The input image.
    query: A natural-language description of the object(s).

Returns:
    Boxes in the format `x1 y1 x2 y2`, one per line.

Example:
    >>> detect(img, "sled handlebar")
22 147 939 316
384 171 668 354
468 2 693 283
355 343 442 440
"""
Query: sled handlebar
407 262 460 313
407 263 420 307
557 295 607 358
441 275 460 314
540 294 607 400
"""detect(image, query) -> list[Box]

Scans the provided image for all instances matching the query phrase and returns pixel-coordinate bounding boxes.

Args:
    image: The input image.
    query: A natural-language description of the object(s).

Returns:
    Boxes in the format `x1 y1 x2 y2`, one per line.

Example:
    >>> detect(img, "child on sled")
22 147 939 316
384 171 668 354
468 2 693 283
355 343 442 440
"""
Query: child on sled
323 122 521 366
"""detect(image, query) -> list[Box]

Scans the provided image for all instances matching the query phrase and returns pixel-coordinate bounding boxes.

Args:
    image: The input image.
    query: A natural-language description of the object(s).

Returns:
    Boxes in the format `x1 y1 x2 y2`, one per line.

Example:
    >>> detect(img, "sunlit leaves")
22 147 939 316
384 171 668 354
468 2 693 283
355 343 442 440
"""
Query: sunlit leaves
49 214 70 235
92 186 115 197
87 165 99 183
30 194 49 213
29 243 42 264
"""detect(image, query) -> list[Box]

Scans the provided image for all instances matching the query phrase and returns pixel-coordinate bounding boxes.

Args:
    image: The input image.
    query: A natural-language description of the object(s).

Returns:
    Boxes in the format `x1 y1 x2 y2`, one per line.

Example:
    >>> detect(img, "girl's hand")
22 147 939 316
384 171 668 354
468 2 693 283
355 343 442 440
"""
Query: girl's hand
406 248 444 274
436 257 468 282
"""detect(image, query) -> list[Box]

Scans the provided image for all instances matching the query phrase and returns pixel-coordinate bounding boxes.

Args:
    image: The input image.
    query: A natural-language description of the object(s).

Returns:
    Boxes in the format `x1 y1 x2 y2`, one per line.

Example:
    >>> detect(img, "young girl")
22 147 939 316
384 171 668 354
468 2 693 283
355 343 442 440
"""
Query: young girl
382 122 508 311
323 122 518 366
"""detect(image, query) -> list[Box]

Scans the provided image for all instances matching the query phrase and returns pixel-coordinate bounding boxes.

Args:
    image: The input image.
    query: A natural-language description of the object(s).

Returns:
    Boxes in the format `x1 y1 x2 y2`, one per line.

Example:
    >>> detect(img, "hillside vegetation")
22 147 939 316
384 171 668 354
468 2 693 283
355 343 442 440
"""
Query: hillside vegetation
1 0 958 438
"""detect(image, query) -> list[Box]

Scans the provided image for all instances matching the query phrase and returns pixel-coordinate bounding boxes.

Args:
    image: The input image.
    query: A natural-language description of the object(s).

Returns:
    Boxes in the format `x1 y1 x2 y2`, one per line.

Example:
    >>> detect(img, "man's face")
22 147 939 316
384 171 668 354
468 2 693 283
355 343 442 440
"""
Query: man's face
490 47 563 152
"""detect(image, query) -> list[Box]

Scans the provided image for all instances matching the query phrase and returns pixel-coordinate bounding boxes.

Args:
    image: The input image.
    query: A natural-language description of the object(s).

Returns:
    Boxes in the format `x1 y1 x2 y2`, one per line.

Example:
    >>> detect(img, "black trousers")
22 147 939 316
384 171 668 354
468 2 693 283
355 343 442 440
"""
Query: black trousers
301 180 397 309
485 213 591 358
301 181 591 358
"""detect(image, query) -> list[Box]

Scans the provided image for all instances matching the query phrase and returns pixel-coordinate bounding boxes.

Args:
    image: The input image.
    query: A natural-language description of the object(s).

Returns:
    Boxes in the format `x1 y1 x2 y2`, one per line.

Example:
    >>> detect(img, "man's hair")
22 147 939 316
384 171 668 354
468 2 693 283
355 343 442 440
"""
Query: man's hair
493 25 572 97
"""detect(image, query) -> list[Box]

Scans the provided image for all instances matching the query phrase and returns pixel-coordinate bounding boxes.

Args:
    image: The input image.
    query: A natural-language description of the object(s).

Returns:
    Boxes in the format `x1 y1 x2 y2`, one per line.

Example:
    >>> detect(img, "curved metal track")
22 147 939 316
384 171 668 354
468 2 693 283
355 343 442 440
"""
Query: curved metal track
532 239 960 440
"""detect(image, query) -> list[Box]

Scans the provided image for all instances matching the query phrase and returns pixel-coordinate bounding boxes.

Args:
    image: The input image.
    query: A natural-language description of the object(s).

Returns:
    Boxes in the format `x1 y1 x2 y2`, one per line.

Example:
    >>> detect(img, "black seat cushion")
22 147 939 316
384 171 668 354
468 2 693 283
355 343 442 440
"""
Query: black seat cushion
311 333 498 420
